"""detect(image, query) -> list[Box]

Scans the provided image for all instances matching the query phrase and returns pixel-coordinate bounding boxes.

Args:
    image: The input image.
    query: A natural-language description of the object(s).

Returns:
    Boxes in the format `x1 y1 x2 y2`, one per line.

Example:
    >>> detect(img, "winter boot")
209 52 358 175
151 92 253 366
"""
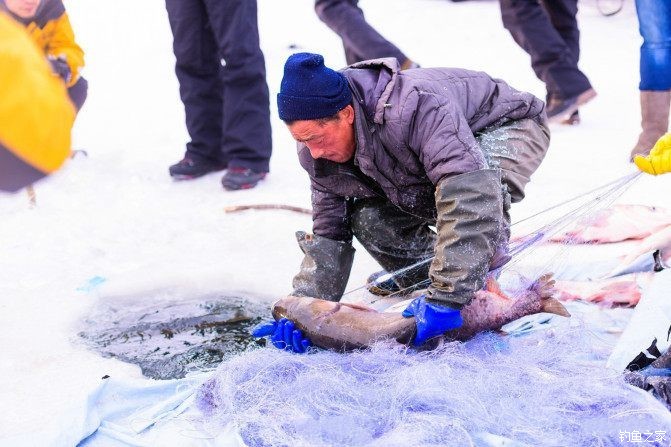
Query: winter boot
169 157 226 180
221 167 267 191
366 270 402 296
547 88 597 124
631 90 671 159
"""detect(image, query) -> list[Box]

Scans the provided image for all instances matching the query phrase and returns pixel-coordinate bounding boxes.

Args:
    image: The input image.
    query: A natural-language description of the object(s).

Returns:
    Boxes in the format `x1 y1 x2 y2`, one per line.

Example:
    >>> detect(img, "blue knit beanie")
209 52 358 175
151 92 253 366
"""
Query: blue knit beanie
277 53 352 122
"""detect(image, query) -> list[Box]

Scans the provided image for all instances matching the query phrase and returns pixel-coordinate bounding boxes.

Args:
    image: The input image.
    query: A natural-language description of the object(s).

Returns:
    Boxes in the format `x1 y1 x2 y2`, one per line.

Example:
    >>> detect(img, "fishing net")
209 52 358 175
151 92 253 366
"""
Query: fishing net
197 325 671 446
191 172 671 445
357 172 645 302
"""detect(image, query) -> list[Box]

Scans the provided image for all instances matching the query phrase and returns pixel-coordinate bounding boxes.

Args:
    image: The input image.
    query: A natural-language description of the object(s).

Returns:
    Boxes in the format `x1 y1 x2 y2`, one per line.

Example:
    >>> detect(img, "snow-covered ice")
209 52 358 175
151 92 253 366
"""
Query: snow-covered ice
2 0 671 445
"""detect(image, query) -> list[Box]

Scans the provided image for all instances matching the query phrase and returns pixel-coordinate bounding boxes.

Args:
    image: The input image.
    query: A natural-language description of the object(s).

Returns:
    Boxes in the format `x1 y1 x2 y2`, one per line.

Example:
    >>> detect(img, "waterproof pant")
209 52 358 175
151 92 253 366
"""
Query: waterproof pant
499 0 592 100
350 117 550 289
636 0 671 91
68 76 87 112
351 198 435 289
314 0 407 65
165 0 272 172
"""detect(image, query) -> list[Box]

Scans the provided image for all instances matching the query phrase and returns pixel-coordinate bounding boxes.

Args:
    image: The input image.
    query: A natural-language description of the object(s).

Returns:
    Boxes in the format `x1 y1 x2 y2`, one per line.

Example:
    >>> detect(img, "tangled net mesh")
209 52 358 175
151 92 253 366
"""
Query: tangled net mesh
196 325 671 447
193 174 663 446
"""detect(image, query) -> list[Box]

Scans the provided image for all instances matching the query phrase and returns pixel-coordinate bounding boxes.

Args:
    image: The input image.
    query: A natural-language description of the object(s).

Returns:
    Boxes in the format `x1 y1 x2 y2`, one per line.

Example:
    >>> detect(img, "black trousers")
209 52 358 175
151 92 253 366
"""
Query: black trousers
165 0 272 172
314 0 407 65
499 0 592 100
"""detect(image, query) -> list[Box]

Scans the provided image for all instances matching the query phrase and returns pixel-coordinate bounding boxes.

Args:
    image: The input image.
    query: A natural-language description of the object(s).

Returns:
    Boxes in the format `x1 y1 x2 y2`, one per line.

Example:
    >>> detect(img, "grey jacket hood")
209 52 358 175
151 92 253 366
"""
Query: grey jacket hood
345 57 400 124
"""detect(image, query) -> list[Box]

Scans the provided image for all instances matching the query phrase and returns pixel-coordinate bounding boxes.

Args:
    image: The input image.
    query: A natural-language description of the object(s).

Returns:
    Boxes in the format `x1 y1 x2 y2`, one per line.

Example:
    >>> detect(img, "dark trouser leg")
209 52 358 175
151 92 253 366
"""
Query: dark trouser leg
541 0 580 65
350 198 434 288
499 0 591 99
476 117 550 204
314 0 407 65
165 0 224 165
68 77 88 112
476 117 550 269
204 0 271 172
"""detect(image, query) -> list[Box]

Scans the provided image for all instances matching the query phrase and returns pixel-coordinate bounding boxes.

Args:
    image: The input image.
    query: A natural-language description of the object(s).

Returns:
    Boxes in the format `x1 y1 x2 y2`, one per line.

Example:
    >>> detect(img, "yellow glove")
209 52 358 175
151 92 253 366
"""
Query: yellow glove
634 133 671 175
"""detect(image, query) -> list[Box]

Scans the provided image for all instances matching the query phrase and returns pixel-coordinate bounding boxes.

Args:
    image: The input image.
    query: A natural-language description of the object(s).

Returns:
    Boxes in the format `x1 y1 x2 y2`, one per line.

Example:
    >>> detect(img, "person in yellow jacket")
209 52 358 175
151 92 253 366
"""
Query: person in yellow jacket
0 11 74 192
635 133 671 176
1 0 87 111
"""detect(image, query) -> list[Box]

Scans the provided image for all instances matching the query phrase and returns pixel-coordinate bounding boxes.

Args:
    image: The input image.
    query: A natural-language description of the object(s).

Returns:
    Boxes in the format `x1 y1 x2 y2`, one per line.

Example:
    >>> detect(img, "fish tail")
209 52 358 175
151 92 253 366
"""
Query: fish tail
531 273 571 317
541 297 571 317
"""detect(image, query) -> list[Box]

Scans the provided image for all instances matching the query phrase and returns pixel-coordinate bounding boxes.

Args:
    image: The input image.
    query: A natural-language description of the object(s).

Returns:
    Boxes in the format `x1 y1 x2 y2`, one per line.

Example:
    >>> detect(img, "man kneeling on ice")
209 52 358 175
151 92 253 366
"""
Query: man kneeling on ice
255 53 550 351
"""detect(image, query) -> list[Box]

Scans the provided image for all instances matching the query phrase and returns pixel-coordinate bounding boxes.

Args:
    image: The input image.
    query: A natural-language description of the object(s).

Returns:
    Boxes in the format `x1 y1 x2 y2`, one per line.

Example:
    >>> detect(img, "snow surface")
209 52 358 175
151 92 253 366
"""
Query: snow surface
1 0 671 444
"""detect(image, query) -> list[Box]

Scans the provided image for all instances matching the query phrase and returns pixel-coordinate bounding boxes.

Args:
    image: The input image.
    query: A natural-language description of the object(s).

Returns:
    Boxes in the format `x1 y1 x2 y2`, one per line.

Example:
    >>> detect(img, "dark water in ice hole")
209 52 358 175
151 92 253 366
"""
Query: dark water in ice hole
78 294 270 379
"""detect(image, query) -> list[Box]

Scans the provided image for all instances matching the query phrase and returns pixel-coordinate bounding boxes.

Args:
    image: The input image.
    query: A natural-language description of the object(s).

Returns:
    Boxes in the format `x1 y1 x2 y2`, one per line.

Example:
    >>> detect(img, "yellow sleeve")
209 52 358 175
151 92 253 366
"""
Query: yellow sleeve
0 13 74 181
46 13 84 87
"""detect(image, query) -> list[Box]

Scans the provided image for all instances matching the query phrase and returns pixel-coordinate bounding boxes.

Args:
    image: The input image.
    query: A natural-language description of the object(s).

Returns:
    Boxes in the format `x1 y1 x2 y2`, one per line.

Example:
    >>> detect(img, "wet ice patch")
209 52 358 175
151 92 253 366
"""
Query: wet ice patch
78 294 269 379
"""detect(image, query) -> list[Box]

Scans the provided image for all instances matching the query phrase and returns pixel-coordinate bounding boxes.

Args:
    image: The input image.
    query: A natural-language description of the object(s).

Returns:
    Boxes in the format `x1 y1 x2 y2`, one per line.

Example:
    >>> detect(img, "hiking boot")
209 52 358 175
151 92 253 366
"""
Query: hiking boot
547 88 597 124
169 157 226 180
366 270 401 296
221 167 267 191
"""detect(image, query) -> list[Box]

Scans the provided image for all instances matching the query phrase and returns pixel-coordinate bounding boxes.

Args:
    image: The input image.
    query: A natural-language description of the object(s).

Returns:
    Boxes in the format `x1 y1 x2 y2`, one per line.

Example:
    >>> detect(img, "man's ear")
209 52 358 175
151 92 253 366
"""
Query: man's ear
341 105 355 125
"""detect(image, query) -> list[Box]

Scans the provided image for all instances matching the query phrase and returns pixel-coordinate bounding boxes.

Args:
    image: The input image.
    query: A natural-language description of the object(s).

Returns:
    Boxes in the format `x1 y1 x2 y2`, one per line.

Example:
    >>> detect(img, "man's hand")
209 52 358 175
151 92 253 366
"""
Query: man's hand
48 55 72 85
634 133 671 175
402 295 463 347
251 318 312 353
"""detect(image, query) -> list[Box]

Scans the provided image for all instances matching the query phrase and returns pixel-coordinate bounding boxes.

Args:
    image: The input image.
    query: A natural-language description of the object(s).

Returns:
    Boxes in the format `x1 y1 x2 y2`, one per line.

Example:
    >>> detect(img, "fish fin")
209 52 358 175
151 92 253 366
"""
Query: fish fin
541 297 571 318
529 273 556 296
530 273 569 317
485 276 509 299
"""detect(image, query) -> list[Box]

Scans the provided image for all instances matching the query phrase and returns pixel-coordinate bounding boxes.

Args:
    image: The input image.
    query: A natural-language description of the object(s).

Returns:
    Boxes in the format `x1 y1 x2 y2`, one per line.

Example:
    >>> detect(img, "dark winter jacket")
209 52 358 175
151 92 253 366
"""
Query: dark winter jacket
297 58 545 304
299 58 544 240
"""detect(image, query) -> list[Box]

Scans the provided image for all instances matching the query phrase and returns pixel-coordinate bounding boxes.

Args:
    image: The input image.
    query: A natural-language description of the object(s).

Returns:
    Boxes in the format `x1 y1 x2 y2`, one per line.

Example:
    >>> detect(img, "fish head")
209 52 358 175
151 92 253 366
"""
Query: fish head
272 296 376 322
271 295 414 351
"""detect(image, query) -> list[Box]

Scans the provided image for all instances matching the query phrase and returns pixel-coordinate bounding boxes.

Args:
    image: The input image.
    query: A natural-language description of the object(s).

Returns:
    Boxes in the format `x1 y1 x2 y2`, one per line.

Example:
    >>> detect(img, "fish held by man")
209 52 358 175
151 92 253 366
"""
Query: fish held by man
272 274 570 351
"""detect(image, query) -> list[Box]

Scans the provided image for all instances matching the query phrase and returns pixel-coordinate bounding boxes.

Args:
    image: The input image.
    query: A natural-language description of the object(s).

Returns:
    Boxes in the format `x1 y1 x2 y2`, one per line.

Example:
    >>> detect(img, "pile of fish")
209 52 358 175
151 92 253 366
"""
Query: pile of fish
549 204 671 244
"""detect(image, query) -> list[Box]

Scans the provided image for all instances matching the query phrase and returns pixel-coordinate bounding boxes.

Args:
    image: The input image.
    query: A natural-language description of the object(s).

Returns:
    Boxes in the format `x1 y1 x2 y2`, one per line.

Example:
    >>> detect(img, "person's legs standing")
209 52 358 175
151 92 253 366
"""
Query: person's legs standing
541 0 584 124
542 0 580 65
165 0 227 178
499 0 593 122
632 0 671 157
314 0 409 66
204 0 272 189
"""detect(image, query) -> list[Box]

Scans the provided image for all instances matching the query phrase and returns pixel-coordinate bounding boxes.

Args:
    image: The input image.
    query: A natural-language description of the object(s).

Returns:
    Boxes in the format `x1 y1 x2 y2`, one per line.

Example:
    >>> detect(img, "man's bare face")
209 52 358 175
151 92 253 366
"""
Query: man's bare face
5 0 41 18
287 105 356 163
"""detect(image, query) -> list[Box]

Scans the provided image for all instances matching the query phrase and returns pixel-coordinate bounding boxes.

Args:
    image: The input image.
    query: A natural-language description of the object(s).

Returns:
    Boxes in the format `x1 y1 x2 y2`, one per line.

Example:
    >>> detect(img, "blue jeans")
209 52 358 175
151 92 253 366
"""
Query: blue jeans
636 0 671 90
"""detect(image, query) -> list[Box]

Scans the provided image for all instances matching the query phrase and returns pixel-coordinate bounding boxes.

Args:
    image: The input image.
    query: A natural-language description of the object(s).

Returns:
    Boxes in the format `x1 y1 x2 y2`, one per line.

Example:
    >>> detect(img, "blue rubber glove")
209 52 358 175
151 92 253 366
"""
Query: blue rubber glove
402 295 463 346
251 318 312 353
